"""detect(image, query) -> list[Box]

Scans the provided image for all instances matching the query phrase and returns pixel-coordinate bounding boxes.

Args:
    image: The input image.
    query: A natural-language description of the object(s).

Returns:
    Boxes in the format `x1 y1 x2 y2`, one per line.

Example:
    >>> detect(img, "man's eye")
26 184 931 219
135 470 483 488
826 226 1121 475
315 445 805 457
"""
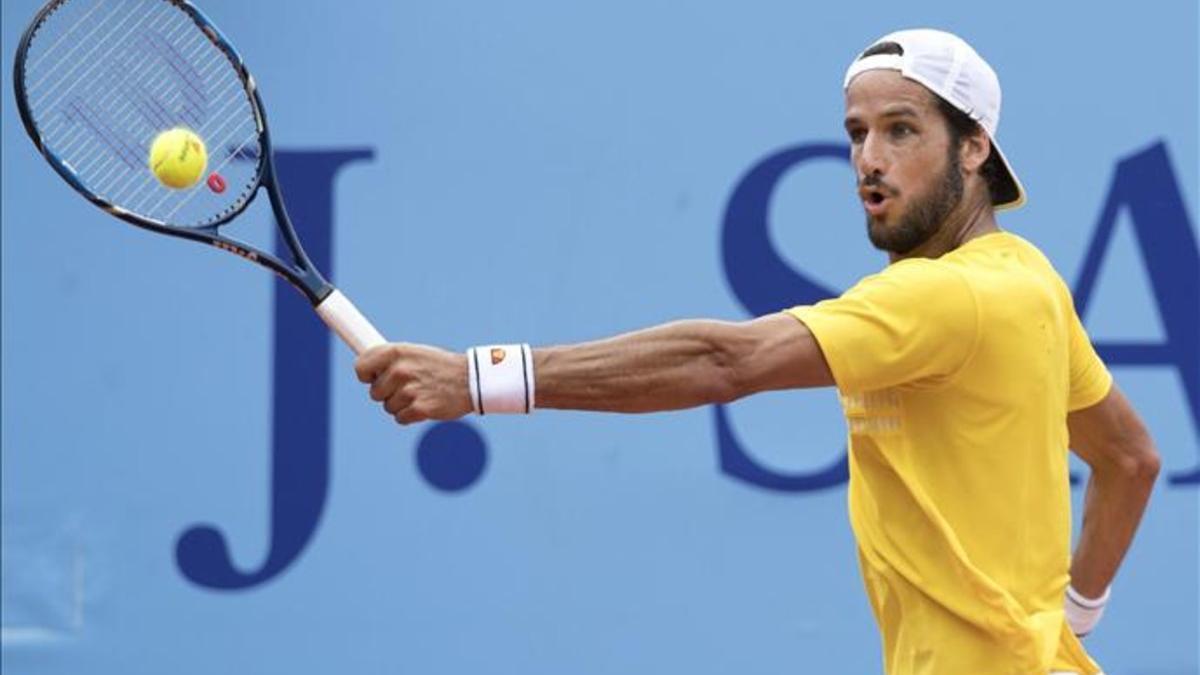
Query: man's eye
891 124 914 138
848 129 866 143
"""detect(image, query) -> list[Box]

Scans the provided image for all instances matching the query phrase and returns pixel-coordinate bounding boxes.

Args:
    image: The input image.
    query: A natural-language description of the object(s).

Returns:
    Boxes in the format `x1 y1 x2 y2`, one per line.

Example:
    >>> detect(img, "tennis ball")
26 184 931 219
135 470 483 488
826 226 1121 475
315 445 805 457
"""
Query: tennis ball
149 127 208 189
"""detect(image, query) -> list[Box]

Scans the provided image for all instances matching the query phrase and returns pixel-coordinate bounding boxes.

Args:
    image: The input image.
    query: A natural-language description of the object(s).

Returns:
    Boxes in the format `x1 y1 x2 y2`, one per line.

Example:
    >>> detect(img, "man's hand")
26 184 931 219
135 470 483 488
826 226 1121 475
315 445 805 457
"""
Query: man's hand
354 344 473 425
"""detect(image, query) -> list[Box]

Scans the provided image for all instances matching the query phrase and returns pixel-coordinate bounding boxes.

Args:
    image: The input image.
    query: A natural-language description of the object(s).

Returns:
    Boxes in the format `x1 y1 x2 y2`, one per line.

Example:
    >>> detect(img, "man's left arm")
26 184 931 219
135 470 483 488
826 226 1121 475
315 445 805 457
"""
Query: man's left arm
1065 385 1161 633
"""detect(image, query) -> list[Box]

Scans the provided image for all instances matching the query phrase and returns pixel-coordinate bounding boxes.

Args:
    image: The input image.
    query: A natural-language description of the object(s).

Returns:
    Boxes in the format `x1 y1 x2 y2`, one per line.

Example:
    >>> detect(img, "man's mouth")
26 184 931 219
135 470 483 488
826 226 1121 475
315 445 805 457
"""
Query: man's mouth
862 189 890 216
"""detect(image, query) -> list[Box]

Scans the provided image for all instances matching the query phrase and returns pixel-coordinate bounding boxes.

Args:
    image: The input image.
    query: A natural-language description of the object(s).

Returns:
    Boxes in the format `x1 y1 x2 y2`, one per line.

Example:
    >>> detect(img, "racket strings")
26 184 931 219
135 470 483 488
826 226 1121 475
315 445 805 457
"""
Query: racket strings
51 12 207 146
20 0 262 229
82 35 233 193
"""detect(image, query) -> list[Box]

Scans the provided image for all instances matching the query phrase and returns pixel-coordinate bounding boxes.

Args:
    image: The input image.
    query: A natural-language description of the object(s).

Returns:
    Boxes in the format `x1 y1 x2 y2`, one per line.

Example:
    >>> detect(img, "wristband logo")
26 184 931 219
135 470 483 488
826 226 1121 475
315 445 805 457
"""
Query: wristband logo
174 141 1199 592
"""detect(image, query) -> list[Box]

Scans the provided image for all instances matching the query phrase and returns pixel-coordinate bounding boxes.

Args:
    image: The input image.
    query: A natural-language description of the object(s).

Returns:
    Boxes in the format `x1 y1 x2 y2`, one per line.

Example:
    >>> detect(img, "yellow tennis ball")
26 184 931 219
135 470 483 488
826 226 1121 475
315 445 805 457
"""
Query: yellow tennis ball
149 127 208 189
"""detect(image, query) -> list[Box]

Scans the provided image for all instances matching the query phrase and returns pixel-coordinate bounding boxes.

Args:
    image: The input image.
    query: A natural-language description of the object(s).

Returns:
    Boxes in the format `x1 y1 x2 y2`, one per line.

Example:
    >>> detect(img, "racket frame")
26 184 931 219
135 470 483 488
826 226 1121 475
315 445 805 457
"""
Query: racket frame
12 0 334 305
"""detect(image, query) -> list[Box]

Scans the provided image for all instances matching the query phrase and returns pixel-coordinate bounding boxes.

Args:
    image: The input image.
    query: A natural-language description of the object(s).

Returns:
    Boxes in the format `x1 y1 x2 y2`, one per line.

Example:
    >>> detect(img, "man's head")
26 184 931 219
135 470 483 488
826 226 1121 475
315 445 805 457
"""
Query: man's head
842 30 1023 255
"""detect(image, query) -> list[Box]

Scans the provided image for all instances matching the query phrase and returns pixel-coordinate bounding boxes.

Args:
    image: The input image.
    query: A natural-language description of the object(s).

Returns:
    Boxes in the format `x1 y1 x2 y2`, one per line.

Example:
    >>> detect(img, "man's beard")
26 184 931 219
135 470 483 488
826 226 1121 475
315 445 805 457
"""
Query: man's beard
866 151 964 255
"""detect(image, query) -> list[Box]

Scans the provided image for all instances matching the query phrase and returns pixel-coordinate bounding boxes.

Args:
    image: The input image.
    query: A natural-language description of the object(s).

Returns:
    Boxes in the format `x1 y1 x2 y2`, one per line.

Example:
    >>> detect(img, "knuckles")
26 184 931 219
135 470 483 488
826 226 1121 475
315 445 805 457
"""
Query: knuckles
357 342 455 426
392 402 433 426
354 342 415 383
384 392 413 415
353 362 373 383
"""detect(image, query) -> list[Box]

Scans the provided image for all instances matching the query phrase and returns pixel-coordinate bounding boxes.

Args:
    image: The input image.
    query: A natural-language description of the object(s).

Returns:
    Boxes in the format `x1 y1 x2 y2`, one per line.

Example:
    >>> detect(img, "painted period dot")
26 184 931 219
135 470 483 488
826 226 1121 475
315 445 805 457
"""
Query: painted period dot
415 421 488 492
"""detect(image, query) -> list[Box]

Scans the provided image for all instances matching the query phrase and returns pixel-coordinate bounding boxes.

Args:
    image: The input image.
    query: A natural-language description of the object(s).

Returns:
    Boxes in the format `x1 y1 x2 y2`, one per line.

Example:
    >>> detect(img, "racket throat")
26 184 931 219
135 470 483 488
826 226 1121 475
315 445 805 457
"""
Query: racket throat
261 163 330 304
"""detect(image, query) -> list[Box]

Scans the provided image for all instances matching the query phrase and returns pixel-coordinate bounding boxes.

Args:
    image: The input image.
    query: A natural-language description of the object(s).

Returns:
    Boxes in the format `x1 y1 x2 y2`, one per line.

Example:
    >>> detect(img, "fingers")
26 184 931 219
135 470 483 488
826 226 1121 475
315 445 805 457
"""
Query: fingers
356 344 414 403
356 343 468 426
384 389 413 415
370 365 407 402
354 343 400 384
393 405 426 426
354 343 427 424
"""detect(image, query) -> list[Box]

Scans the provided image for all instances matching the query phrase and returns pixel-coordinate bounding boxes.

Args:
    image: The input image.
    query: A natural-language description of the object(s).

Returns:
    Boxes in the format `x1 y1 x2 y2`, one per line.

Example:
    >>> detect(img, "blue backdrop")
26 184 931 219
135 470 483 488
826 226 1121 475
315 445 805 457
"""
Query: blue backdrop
2 1 1197 673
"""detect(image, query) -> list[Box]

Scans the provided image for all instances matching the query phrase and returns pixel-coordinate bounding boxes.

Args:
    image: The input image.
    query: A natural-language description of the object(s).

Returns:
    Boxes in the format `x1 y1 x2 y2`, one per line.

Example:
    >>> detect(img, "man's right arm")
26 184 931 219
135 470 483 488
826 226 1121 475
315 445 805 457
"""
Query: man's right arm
535 313 834 413
354 313 834 424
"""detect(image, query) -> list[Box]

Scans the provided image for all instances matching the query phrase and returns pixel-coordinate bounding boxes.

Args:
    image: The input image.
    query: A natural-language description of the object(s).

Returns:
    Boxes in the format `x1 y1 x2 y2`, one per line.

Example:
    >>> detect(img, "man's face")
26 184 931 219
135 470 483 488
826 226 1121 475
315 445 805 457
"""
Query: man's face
843 70 963 255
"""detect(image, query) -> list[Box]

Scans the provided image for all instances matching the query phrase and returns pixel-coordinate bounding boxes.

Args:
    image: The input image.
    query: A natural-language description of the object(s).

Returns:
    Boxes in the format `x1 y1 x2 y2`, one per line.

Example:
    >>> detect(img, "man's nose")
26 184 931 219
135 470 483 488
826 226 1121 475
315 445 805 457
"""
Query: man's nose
856 131 889 179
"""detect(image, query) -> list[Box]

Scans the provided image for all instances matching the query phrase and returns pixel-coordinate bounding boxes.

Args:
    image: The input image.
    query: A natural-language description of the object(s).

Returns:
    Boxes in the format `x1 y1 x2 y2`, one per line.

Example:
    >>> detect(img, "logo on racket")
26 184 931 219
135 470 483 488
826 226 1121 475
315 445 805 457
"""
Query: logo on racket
490 347 506 365
213 240 258 261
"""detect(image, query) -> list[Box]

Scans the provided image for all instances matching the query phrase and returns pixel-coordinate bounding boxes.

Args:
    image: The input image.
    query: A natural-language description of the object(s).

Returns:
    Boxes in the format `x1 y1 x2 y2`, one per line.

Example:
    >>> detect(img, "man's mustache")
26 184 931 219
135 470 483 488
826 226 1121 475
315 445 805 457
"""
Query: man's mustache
859 174 898 196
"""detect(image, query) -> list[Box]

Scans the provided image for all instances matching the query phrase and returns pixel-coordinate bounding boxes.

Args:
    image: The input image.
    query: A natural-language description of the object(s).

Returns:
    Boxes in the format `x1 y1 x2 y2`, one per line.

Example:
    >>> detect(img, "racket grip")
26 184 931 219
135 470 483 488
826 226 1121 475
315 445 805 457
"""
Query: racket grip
315 289 387 355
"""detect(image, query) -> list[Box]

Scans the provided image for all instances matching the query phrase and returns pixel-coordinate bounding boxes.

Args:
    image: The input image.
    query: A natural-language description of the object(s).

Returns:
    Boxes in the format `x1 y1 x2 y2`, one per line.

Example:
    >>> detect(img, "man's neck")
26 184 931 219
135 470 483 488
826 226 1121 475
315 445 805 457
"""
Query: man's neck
889 191 999 263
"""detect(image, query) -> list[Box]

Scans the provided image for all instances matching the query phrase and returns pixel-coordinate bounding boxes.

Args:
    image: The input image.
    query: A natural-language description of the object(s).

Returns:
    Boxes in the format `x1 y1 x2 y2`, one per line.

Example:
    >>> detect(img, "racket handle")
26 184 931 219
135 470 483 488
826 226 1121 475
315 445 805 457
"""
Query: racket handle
315 289 387 355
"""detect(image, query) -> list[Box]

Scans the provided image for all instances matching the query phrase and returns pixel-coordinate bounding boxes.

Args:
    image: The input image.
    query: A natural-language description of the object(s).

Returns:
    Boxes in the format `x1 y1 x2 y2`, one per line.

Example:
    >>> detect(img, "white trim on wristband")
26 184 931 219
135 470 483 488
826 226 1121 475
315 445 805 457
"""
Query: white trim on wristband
465 344 535 414
1065 584 1110 637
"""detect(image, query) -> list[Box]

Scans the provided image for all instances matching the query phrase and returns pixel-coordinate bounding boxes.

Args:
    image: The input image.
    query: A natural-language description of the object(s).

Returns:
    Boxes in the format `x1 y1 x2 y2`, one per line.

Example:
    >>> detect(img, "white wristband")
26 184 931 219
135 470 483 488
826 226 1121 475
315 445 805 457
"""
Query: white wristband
466 344 535 414
1065 584 1110 637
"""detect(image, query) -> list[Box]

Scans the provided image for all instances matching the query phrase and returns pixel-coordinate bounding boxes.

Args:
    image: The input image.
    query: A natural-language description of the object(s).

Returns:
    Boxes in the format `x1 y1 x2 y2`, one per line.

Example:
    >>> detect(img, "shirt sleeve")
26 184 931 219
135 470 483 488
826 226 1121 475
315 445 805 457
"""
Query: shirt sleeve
1066 309 1113 411
785 260 980 394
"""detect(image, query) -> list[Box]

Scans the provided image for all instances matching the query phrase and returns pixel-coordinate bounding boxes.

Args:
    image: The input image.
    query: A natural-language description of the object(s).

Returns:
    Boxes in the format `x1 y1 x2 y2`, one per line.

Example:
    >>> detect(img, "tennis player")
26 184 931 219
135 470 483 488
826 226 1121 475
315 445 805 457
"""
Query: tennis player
357 29 1160 674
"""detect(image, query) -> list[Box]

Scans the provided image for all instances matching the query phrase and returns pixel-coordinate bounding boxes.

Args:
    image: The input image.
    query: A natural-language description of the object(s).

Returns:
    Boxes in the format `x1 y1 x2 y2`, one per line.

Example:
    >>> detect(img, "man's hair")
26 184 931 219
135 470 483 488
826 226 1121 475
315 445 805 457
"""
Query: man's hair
856 41 1008 202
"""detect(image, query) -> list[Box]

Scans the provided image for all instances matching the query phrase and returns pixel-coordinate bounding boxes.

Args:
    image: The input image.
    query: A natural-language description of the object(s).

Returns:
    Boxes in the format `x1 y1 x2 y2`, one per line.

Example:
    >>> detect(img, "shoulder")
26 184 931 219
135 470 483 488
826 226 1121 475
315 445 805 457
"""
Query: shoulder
812 257 980 341
970 232 1077 309
850 257 977 307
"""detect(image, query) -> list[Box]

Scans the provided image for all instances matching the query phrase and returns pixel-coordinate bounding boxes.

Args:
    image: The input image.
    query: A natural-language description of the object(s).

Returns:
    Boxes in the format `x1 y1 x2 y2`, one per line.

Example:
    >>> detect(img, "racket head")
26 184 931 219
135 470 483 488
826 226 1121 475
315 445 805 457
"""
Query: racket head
13 0 269 233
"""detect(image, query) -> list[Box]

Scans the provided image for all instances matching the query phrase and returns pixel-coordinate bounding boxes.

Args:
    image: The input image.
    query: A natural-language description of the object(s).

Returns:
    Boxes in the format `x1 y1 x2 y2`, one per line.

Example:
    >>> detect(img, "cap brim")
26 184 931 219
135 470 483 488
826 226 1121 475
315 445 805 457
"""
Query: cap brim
989 139 1026 211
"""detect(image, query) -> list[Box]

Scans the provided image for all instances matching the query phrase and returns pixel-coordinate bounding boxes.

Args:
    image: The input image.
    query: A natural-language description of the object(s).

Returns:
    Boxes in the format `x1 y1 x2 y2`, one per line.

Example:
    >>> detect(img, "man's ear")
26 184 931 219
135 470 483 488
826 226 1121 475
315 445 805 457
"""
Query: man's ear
961 128 991 174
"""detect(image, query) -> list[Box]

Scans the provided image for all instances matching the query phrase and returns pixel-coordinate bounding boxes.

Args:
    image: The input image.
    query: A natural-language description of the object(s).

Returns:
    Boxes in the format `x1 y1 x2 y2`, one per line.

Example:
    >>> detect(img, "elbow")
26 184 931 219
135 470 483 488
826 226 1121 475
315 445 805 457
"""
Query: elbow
1113 436 1161 486
708 356 744 406
709 383 742 406
1134 444 1162 484
1129 422 1162 484
706 332 750 405
701 317 799 404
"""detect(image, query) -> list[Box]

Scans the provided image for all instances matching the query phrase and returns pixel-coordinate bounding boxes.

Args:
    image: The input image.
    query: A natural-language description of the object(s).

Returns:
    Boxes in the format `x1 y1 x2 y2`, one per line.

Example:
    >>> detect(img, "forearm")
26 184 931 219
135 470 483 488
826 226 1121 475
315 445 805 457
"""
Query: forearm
534 320 749 413
354 313 826 424
1069 451 1159 597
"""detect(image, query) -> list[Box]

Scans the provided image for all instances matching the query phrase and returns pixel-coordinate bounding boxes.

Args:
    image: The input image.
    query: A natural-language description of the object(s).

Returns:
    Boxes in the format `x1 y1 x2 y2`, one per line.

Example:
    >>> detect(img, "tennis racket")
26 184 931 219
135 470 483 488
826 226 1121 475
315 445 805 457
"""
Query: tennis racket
13 0 386 354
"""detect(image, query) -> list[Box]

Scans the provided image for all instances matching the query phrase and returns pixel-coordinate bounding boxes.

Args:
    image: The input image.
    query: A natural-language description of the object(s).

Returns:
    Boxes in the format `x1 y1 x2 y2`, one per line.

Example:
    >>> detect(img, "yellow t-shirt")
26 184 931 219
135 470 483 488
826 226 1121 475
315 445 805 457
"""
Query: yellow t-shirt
787 232 1113 675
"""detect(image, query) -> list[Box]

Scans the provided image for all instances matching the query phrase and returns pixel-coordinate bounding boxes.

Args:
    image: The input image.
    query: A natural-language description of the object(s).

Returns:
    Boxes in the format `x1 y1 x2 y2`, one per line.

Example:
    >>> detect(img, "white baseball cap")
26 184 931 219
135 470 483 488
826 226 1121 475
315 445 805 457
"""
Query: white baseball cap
844 29 1026 211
